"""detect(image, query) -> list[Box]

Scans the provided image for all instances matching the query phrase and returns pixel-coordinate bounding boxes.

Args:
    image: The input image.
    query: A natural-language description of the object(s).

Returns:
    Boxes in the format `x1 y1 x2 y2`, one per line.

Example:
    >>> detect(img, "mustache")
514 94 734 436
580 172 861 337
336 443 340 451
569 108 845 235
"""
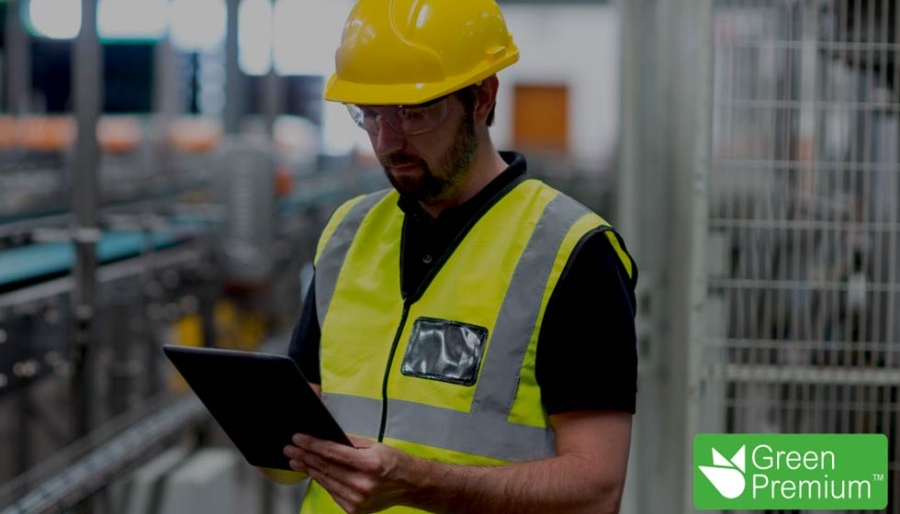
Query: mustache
380 153 424 168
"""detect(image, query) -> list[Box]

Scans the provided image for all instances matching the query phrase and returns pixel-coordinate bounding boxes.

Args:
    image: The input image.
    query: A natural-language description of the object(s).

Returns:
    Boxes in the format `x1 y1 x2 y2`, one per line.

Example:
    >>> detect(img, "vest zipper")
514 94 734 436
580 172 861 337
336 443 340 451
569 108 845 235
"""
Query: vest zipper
377 299 411 442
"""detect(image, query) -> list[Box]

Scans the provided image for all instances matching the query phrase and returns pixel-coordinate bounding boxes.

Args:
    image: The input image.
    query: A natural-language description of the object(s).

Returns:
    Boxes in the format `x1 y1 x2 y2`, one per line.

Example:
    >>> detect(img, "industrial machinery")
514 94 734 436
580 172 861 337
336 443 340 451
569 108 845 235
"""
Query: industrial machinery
0 108 386 512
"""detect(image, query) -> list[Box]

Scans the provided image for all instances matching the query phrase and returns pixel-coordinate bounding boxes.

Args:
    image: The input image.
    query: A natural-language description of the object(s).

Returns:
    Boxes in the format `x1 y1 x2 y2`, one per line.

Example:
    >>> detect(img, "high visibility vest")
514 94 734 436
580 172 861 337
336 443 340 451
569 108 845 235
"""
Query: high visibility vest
300 179 634 513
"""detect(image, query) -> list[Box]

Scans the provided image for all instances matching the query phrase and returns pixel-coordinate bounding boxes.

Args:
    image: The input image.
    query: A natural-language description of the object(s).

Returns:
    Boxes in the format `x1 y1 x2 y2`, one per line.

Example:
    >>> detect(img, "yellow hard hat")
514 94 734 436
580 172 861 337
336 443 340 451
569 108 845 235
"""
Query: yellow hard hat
324 0 519 106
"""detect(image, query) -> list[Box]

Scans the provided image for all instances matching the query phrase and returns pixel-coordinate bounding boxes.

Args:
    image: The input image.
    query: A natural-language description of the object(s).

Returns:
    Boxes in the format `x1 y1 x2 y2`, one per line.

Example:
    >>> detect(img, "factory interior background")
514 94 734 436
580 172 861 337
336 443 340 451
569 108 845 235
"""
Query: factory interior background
0 0 897 513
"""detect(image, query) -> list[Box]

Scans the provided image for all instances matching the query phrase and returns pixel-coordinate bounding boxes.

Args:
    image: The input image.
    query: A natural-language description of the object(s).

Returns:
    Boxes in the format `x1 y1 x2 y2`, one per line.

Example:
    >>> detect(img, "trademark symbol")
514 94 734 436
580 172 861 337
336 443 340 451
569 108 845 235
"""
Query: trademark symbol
873 473 885 481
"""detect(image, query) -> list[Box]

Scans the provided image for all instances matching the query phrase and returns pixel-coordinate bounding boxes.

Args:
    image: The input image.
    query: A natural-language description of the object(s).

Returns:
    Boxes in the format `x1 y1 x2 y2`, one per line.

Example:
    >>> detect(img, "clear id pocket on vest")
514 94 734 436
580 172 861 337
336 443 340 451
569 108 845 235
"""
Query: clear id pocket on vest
400 317 489 386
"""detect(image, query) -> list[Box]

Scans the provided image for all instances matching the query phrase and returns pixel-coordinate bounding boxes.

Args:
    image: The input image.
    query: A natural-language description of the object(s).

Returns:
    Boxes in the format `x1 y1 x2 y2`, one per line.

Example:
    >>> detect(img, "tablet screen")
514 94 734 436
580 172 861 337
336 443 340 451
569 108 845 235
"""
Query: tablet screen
163 345 353 470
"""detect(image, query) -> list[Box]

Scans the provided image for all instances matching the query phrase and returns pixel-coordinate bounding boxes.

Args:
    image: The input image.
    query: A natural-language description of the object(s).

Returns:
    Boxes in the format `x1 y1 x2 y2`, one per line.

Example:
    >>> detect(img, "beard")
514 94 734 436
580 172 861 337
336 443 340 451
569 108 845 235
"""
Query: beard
379 110 478 204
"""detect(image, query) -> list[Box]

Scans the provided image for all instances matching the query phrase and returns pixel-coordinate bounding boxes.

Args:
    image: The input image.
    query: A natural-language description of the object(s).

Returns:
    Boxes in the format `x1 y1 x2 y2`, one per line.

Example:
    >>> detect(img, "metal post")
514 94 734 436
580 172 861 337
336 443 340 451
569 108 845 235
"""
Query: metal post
107 300 134 416
262 0 282 138
262 69 283 138
143 299 162 398
153 39 180 121
260 7 279 513
224 0 242 135
615 4 644 514
17 387 30 475
615 0 640 246
141 231 162 398
618 1 713 513
5 0 31 115
668 1 713 513
617 0 676 512
149 34 179 396
71 0 102 444
15 317 33 477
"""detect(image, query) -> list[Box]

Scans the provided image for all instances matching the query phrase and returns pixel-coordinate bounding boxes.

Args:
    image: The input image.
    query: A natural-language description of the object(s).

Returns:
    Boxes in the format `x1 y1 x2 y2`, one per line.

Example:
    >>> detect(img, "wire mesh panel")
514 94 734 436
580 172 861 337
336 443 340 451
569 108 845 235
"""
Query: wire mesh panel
705 0 899 512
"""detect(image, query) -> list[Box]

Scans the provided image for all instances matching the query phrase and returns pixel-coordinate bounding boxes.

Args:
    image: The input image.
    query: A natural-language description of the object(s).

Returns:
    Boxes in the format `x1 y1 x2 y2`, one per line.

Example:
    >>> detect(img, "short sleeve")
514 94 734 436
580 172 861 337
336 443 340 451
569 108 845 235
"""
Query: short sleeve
535 229 638 415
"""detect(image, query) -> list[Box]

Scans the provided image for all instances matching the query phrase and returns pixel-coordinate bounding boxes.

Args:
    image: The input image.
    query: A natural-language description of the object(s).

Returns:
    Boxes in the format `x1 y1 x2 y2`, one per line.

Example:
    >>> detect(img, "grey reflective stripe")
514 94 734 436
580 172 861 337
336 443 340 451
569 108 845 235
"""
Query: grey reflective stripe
322 393 381 439
387 399 555 462
315 190 391 328
324 394 555 461
471 193 591 416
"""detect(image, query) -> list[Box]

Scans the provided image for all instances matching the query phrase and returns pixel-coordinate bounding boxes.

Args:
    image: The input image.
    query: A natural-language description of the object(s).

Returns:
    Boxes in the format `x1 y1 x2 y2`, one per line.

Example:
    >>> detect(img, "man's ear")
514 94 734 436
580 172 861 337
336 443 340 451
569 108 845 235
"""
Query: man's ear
472 75 499 125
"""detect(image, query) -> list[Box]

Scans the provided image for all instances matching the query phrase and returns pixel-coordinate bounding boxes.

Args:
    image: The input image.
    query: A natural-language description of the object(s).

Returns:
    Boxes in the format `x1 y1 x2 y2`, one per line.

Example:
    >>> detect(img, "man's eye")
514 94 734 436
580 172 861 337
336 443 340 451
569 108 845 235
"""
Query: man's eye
399 109 427 120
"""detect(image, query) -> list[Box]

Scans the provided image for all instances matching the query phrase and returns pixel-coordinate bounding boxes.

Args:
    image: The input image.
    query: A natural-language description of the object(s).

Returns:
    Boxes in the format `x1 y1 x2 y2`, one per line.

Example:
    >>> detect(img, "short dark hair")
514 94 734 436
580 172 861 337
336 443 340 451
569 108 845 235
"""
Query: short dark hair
457 85 496 127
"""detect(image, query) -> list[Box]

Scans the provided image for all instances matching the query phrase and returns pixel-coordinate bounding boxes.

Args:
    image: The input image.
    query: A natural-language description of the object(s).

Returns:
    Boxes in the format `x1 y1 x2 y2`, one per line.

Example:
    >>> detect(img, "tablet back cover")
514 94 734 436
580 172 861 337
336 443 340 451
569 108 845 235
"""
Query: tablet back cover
163 345 351 470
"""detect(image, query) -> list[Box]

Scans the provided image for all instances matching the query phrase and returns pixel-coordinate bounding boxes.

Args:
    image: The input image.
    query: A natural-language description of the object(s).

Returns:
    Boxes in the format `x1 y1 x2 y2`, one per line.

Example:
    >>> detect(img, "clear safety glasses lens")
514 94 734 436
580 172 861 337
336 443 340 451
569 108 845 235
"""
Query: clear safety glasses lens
346 97 449 136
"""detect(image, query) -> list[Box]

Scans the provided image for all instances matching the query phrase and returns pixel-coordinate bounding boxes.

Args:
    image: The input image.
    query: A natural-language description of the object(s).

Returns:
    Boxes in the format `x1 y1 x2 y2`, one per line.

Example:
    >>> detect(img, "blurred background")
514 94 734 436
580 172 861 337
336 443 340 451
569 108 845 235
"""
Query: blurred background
0 0 896 513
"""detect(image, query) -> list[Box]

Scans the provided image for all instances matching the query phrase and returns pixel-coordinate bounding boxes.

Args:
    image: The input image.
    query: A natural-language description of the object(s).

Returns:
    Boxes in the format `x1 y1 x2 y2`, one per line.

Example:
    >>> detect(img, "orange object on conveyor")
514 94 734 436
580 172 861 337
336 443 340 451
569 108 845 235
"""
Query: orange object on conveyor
98 116 142 153
167 117 223 153
17 116 76 151
0 116 17 149
274 166 293 198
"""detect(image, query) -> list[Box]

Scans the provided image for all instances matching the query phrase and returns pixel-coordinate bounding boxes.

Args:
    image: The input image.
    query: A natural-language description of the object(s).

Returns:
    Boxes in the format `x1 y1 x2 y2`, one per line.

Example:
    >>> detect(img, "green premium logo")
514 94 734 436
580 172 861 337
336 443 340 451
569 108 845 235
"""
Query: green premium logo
694 434 887 510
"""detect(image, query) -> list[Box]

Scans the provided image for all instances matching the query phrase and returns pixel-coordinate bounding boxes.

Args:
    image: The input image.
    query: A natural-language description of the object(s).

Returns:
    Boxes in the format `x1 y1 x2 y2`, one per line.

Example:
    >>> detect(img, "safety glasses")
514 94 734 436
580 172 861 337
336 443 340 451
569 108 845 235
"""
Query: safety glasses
346 94 451 136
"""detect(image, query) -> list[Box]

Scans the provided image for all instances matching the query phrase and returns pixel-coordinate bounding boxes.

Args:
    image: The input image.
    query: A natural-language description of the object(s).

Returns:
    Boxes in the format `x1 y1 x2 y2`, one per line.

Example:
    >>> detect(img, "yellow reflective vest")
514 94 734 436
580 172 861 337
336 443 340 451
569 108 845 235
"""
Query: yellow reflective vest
301 179 634 513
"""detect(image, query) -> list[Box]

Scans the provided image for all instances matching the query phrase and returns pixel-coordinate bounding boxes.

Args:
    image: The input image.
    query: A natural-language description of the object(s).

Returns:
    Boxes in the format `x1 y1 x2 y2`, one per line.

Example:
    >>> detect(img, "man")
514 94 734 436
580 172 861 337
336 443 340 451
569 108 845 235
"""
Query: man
270 1 638 512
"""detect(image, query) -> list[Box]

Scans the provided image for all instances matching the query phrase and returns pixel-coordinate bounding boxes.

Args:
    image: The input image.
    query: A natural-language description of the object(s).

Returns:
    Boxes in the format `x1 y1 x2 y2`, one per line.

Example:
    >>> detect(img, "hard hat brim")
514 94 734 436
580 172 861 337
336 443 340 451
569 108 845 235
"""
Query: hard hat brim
324 52 519 106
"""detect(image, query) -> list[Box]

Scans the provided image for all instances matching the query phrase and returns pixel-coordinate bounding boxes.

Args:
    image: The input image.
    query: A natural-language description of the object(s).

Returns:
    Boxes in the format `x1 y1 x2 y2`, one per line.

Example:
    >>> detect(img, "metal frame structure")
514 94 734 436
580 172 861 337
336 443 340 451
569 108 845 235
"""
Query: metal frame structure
621 0 899 513
0 3 384 504
1 1 226 509
0 395 208 514
704 2 899 512
71 0 103 442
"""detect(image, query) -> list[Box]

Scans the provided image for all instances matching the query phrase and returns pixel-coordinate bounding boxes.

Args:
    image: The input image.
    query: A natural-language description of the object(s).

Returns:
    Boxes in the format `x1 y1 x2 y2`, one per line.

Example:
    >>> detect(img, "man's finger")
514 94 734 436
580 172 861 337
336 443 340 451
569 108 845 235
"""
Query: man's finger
306 467 364 511
283 445 310 472
301 450 357 486
284 444 305 460
288 458 309 473
294 434 361 468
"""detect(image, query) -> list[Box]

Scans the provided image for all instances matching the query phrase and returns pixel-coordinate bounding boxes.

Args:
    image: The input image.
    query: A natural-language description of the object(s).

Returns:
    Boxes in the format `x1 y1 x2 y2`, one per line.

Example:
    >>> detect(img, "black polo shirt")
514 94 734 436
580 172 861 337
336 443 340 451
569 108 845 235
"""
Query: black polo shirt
289 152 638 414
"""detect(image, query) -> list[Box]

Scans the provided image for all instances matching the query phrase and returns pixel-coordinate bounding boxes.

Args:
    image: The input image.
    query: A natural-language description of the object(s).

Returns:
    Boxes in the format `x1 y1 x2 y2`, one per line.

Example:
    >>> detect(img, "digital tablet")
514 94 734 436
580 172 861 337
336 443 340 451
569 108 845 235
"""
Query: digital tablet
163 344 353 470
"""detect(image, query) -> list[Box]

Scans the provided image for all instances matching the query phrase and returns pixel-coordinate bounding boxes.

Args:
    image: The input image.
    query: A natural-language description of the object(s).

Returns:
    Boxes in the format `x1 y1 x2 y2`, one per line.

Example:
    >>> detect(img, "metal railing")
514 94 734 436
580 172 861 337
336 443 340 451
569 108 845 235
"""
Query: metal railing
0 393 208 514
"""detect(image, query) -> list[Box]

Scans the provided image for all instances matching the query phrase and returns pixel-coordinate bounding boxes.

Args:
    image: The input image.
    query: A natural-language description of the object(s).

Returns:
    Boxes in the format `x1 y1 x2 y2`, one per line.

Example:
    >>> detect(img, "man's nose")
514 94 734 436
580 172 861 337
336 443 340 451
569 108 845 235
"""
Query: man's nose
373 118 405 154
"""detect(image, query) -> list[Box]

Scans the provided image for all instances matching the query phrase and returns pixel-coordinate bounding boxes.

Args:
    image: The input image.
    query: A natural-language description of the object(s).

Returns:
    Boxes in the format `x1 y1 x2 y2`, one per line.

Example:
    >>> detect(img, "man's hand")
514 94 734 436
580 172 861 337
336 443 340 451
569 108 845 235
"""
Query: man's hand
284 434 414 514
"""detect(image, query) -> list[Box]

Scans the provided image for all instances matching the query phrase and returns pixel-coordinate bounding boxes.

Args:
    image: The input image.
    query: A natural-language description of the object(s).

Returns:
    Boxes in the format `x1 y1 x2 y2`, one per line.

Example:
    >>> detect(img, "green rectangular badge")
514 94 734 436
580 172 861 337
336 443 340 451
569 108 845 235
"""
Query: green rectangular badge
694 434 888 510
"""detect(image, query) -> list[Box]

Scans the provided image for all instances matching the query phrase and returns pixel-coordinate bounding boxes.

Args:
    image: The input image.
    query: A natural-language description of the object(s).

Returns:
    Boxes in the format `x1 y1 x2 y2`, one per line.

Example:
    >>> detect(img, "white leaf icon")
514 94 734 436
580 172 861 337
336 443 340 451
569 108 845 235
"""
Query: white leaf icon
698 466 746 499
712 448 731 467
700 445 747 499
730 445 746 473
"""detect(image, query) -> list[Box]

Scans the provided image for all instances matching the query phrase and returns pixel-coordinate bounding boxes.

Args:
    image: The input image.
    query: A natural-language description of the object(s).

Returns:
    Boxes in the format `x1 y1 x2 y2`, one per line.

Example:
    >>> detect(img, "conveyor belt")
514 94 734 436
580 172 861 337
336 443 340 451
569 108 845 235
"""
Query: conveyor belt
0 229 196 293
0 177 212 224
0 243 206 396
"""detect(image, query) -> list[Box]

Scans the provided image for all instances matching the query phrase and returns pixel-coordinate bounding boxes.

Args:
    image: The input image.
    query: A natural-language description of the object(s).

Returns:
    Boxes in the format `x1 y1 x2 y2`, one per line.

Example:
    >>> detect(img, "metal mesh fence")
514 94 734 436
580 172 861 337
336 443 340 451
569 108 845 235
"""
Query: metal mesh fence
705 1 899 512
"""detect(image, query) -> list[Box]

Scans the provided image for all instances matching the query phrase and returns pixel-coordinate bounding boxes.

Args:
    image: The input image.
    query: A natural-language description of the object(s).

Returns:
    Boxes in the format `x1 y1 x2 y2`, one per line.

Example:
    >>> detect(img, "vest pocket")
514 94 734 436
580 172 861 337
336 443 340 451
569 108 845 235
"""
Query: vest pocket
400 317 489 386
